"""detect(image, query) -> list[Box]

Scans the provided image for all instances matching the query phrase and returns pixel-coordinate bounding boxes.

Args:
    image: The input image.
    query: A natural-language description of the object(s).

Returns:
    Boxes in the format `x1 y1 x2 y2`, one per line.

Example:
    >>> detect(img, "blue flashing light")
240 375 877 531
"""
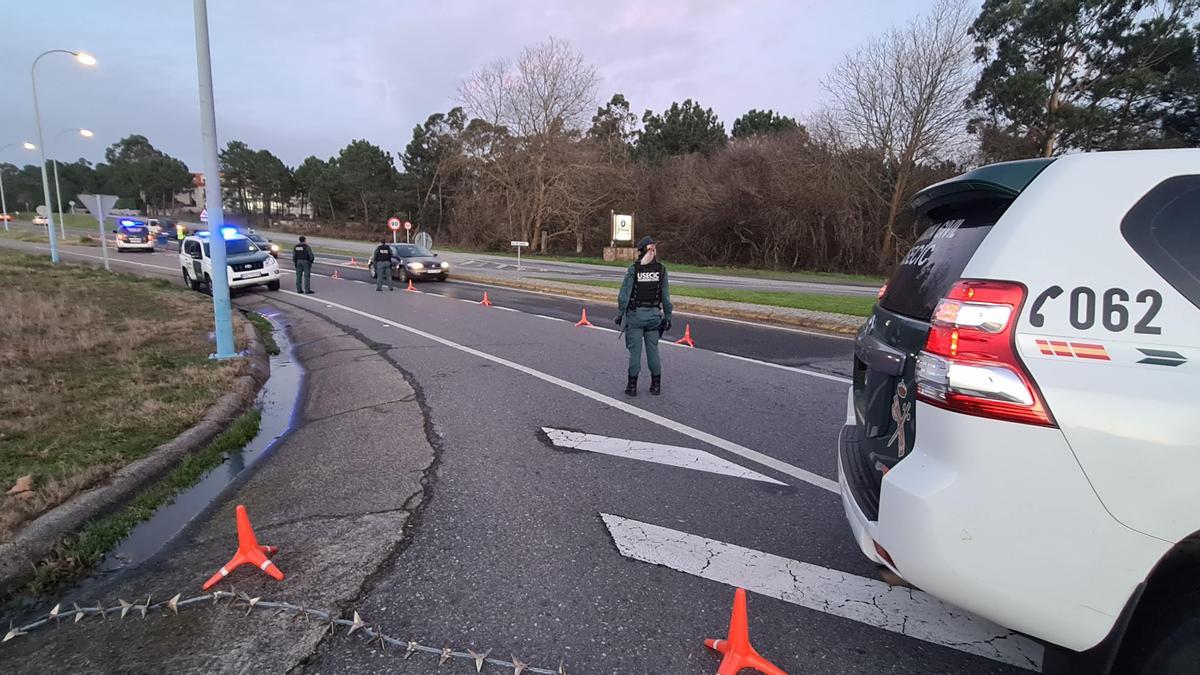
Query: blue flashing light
220 226 239 239
119 219 136 227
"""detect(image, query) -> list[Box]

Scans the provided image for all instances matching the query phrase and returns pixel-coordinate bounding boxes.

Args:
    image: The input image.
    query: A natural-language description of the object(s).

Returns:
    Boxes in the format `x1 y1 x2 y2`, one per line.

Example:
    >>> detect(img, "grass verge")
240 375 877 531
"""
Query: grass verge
245 312 280 355
0 250 245 541
547 278 878 317
26 410 262 596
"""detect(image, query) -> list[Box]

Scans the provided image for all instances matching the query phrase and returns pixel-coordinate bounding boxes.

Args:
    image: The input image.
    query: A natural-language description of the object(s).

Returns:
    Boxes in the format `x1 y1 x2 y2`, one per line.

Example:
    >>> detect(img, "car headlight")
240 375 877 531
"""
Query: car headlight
264 256 277 267
440 261 449 269
409 262 424 270
270 244 279 252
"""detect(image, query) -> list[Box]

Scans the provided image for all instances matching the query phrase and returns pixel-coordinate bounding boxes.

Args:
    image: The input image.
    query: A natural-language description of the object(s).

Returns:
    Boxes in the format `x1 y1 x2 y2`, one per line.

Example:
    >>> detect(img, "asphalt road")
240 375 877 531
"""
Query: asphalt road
0 239 1035 674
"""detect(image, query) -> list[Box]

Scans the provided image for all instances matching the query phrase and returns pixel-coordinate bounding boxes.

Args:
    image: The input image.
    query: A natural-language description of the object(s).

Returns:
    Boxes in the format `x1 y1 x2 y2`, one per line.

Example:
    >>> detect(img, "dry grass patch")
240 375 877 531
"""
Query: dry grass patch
0 250 246 541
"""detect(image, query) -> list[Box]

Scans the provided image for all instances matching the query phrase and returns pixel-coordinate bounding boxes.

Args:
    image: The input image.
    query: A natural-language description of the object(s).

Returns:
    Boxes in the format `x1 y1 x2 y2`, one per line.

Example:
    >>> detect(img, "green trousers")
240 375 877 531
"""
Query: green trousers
295 260 312 293
624 307 663 377
374 261 393 290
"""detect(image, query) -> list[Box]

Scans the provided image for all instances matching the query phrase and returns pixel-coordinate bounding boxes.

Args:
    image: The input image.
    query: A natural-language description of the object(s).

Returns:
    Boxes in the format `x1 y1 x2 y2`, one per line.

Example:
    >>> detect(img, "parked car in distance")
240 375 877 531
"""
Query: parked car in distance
245 232 280 258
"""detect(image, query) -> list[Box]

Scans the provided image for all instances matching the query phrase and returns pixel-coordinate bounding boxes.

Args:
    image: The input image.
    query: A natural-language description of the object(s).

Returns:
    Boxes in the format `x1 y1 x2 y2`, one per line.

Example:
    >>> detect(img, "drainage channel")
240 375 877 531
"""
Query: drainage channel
90 310 302 578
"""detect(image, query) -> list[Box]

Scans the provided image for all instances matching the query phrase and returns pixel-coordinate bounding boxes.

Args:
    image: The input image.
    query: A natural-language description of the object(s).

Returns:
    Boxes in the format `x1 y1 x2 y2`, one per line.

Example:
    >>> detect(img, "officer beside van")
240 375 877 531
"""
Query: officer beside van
293 236 315 294
616 236 672 396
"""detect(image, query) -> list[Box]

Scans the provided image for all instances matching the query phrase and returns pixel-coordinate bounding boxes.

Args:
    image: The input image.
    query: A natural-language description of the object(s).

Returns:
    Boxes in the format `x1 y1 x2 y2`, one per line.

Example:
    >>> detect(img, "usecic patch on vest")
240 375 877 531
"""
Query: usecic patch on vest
637 272 660 282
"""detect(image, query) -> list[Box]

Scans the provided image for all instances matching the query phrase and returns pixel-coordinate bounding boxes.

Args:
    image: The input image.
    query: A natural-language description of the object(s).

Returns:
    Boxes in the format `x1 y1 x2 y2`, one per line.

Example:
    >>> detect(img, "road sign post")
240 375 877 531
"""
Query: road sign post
511 240 529 271
404 220 412 244
77 193 118 271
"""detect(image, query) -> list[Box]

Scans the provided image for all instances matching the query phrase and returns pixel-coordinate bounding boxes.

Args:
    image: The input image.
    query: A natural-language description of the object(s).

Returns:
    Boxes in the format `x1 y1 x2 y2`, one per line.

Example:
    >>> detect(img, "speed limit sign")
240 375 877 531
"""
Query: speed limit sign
387 217 402 232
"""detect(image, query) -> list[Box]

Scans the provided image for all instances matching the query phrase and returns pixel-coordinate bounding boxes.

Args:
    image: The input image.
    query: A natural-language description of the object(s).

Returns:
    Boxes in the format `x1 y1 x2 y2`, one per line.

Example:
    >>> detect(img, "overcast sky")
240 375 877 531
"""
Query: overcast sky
1 0 936 172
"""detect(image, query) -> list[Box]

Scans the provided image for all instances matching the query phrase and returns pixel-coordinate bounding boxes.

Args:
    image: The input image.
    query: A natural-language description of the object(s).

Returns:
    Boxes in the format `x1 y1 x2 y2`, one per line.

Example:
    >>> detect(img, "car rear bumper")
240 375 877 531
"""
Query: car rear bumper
844 401 1172 652
116 241 155 250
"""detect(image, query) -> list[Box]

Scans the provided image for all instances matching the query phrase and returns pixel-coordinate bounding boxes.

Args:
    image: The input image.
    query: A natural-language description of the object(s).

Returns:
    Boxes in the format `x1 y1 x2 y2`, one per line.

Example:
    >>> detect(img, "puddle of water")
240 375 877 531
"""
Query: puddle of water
90 310 302 576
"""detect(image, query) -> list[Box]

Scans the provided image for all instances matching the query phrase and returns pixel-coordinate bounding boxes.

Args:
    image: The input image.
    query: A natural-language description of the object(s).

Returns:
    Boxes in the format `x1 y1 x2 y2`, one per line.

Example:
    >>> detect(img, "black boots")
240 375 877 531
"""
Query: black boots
650 375 662 396
625 376 638 397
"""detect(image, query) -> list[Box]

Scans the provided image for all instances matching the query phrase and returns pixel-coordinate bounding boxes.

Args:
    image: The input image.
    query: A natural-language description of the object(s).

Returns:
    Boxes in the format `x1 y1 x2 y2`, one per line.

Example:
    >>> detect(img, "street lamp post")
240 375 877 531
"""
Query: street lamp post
0 141 37 232
51 128 94 239
31 49 96 264
193 0 236 359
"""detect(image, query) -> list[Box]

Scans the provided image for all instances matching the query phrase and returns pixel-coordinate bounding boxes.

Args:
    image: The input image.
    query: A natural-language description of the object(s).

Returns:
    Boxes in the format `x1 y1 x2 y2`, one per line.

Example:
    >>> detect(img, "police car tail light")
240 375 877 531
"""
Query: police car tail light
916 280 1055 427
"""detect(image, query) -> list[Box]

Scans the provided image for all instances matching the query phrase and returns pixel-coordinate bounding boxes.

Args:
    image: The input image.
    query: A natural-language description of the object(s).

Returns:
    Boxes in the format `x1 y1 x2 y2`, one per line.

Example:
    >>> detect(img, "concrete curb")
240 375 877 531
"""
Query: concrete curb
0 318 270 597
452 271 865 335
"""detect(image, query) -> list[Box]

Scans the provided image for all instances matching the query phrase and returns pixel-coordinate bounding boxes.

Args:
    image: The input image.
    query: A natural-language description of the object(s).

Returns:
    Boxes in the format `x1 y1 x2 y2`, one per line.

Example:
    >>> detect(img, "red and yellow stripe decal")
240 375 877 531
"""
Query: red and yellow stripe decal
1034 339 1111 361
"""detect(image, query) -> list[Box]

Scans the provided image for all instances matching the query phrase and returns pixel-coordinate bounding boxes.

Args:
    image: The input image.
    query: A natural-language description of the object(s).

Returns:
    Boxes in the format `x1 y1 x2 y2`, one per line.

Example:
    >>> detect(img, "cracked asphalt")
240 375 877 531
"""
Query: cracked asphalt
0 237 1025 674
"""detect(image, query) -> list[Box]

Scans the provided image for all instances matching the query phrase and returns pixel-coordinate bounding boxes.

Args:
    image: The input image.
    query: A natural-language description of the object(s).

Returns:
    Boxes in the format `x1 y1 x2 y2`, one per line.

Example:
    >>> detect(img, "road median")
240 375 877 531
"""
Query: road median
452 271 866 335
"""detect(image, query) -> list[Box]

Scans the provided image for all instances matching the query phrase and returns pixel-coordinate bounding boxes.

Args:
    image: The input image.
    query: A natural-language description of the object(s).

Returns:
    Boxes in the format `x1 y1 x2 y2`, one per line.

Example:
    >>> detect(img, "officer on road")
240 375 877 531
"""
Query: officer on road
293 235 315 294
616 236 672 396
370 239 395 291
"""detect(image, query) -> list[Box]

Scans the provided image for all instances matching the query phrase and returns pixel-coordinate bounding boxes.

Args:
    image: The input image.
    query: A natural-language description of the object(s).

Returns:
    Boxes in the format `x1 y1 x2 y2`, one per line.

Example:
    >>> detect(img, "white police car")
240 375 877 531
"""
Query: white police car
179 229 280 292
839 149 1199 673
113 218 155 252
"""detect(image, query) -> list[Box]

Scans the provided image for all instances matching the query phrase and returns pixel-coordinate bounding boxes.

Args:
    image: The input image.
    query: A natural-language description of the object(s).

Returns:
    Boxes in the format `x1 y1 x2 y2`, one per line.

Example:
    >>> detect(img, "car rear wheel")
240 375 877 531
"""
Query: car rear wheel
1116 589 1200 674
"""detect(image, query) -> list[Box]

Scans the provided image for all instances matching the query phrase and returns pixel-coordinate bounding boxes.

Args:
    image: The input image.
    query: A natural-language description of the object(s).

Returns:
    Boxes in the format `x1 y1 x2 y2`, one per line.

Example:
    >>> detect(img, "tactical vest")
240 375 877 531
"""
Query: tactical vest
374 245 392 262
631 261 664 308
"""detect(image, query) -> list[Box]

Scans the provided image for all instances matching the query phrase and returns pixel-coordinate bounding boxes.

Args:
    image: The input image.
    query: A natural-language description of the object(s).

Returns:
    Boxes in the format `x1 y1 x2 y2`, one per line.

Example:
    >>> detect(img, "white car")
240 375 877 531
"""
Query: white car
32 215 48 226
179 230 280 292
113 219 155 252
840 149 1199 673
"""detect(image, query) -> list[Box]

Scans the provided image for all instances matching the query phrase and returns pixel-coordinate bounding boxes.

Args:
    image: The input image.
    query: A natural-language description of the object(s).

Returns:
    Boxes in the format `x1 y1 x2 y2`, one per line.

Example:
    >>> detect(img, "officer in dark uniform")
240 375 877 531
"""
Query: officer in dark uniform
616 236 672 396
370 239 395 291
293 235 315 294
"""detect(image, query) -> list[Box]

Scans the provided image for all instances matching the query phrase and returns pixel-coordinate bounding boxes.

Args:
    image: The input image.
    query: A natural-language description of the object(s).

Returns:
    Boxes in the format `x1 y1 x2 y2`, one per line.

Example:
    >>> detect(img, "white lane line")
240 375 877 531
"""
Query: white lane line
535 314 568 323
601 514 1043 671
450 278 855 341
494 306 518 312
281 291 838 494
718 352 851 384
542 428 786 485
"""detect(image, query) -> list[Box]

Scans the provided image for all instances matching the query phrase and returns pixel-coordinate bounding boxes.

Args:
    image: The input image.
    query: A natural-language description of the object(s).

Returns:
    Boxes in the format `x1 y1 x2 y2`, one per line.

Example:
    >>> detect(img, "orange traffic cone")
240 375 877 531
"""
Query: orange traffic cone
331 269 342 280
675 323 695 347
202 505 285 591
349 257 357 267
480 291 492 306
405 279 418 292
704 588 786 675
575 308 594 327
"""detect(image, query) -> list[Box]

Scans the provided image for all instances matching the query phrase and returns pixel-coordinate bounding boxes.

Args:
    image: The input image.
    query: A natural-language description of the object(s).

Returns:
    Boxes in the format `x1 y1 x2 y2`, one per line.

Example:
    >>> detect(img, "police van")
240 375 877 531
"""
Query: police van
839 149 1199 673
113 218 155 252
179 229 280 292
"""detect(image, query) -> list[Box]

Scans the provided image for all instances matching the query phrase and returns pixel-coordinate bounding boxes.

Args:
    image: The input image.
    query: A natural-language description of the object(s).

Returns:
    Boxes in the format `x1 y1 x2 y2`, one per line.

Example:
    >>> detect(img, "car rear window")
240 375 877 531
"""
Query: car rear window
1121 175 1200 310
880 197 1011 319
122 226 148 235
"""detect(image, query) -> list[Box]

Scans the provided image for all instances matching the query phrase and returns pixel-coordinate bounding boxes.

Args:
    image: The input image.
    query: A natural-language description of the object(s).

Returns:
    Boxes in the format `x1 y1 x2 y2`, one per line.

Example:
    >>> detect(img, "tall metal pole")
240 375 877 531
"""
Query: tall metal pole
193 0 236 359
31 52 65 264
53 159 66 239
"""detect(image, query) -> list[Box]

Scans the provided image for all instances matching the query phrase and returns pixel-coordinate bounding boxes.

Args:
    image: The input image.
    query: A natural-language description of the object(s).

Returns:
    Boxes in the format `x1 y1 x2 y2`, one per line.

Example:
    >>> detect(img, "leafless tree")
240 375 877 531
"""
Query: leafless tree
459 37 599 136
458 38 601 251
821 0 976 266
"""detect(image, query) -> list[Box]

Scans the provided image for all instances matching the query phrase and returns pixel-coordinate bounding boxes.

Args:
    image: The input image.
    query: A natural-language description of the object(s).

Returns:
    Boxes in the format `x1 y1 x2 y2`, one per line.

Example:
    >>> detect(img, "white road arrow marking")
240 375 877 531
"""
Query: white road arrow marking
601 513 1043 672
542 428 786 485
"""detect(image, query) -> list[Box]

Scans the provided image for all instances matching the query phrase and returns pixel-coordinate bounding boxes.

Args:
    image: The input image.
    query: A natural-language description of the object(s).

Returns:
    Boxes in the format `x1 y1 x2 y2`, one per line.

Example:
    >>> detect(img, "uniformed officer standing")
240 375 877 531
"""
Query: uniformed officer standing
370 239 395 291
293 235 315 294
616 236 673 396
